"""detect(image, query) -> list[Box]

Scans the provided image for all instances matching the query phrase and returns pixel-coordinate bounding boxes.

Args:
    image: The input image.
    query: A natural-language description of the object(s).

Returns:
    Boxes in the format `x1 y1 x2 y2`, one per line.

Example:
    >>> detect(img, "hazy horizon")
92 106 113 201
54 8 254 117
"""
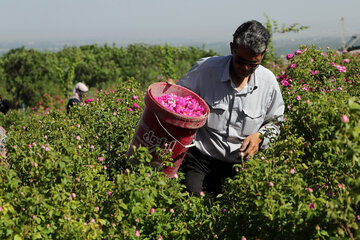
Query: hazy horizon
0 34 346 58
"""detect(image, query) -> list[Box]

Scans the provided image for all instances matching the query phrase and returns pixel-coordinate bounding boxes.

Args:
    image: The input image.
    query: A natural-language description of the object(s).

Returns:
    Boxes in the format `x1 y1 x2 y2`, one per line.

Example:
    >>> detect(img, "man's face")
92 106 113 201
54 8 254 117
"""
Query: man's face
230 43 265 80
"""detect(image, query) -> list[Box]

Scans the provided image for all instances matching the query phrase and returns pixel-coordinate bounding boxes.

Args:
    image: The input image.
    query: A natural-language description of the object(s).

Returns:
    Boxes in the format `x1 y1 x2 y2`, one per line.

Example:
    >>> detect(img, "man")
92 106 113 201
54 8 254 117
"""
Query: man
0 97 9 158
173 20 285 196
0 98 10 115
66 82 88 113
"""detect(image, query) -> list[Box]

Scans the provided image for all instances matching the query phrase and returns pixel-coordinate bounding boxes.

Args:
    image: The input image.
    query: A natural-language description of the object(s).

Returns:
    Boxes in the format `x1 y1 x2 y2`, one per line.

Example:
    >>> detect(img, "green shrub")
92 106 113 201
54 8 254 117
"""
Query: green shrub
0 46 359 239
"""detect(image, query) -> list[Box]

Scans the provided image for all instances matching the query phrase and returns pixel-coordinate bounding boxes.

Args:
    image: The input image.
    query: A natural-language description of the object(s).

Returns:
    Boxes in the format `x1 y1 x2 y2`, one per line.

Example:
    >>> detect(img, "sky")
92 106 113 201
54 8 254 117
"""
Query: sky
1 0 359 44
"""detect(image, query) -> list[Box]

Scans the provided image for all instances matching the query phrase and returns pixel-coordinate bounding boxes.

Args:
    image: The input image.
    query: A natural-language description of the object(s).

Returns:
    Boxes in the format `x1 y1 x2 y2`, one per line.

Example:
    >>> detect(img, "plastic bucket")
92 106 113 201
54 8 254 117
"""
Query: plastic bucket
128 82 209 177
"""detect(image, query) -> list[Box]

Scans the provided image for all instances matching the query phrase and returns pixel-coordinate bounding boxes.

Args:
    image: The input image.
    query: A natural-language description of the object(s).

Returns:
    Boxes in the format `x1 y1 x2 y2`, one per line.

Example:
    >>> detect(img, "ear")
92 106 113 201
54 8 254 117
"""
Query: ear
261 48 268 57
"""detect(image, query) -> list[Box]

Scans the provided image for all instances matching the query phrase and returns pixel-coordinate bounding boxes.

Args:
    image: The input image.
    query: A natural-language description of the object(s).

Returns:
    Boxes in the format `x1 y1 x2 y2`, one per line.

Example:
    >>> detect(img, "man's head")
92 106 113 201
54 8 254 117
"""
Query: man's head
232 20 270 55
230 20 270 81
73 82 88 97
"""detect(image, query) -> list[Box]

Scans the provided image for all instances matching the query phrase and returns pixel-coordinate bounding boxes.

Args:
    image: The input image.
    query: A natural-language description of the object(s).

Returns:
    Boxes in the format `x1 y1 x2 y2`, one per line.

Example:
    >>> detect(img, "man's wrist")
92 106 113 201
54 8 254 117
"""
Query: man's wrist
256 132 264 147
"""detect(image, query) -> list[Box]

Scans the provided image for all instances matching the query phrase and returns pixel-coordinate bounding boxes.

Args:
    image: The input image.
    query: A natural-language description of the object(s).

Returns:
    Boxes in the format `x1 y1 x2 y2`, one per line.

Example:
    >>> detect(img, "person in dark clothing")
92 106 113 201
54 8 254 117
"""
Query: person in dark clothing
0 98 10 115
66 82 88 113
0 97 9 158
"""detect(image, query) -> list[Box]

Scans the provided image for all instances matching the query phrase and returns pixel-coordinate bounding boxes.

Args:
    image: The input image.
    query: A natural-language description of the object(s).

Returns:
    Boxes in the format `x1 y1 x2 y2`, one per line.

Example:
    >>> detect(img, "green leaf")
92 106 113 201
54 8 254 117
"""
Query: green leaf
32 232 42 240
14 235 22 240
254 200 263 207
320 230 329 236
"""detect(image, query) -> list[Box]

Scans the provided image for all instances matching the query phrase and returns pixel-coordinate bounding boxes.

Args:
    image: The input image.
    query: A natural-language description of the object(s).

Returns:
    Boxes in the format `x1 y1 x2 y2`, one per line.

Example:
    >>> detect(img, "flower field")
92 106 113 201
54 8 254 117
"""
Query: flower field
0 46 359 239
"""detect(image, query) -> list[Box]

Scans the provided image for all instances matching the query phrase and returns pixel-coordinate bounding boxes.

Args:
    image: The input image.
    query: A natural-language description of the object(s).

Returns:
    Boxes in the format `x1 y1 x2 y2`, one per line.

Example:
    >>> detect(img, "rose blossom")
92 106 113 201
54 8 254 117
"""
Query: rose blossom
341 115 349 123
150 208 155 214
155 93 205 117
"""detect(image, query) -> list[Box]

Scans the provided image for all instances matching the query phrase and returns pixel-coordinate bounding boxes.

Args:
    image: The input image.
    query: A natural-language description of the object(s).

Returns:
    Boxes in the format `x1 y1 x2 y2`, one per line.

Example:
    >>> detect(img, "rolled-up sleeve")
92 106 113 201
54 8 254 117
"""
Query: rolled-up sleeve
258 85 285 149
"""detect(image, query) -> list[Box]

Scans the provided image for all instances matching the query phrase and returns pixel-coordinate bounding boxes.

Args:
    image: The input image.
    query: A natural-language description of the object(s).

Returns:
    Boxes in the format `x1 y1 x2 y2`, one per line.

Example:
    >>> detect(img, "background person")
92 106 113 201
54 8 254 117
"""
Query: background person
0 98 10 115
66 82 88 113
174 20 285 196
0 126 6 158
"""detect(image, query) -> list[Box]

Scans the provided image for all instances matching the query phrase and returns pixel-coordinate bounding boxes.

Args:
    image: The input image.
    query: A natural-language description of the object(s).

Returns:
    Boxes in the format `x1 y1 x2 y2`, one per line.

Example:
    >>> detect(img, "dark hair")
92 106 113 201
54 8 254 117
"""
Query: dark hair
232 20 270 55
0 99 10 114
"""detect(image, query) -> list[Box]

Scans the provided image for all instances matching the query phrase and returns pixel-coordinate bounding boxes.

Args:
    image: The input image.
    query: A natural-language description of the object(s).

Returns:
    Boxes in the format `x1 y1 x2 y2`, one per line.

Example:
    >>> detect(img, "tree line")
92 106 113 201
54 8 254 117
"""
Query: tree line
0 43 217 108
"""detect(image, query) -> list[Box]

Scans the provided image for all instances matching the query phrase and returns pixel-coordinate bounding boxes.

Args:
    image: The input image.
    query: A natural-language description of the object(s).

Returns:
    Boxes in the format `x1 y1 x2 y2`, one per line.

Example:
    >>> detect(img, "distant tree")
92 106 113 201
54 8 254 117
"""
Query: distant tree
263 15 310 64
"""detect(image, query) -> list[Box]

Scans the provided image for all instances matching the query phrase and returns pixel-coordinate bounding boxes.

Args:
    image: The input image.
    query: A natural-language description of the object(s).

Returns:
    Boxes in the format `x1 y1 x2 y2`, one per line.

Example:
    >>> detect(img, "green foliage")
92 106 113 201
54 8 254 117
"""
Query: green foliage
0 45 359 239
159 43 177 80
2 47 58 107
53 56 80 99
0 44 216 108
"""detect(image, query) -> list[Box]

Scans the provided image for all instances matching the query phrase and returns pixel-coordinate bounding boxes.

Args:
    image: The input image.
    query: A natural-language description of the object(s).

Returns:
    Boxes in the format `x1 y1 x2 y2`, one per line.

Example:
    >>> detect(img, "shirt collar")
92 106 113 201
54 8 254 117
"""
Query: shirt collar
248 72 258 93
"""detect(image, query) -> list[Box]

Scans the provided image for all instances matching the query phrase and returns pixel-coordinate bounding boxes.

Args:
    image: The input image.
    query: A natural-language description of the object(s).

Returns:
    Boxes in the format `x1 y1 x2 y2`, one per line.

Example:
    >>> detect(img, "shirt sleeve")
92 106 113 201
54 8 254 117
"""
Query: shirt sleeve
258 84 285 149
177 58 207 95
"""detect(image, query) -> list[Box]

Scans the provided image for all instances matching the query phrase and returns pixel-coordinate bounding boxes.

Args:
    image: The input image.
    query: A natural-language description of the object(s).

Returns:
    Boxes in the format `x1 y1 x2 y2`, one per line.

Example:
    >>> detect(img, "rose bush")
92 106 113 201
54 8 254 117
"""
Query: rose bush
0 47 359 239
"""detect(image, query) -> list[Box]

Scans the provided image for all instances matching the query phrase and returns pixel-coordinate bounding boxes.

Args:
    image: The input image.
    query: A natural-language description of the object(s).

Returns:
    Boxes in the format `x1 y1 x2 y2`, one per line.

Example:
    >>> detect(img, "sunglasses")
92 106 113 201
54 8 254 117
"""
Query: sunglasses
235 57 260 69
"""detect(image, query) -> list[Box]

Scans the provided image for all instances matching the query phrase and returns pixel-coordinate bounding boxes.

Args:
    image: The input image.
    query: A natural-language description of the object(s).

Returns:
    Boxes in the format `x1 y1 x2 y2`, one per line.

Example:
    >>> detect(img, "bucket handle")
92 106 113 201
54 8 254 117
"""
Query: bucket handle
154 113 196 149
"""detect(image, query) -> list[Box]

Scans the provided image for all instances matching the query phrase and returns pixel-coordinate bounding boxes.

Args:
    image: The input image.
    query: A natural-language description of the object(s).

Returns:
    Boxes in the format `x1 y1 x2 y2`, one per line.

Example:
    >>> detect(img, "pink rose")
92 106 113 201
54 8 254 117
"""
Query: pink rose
289 63 296 69
286 53 294 60
149 208 155 214
341 115 349 123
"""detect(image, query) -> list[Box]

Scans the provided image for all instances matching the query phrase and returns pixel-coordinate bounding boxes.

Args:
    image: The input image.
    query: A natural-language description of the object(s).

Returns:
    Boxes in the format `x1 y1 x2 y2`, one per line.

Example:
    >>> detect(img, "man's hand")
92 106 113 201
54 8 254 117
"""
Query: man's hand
238 132 262 160
166 78 176 84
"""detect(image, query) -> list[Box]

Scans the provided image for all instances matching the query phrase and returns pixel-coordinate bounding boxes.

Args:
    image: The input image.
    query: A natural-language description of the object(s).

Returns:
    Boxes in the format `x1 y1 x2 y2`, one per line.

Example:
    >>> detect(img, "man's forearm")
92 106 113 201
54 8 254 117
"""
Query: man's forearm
258 122 281 149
